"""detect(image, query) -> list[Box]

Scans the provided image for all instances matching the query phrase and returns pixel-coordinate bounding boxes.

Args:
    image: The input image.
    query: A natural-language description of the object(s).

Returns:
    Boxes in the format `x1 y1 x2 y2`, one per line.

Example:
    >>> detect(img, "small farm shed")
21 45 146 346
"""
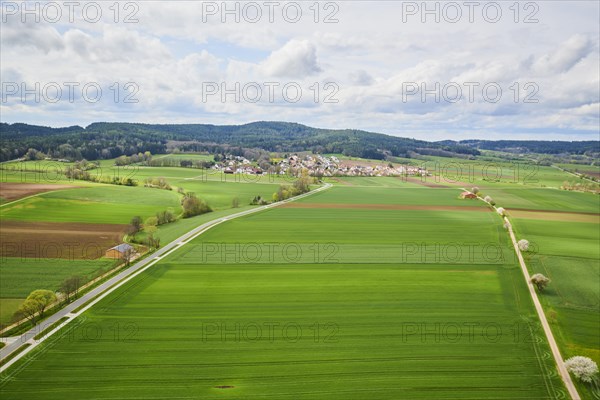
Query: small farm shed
460 191 477 199
105 243 134 259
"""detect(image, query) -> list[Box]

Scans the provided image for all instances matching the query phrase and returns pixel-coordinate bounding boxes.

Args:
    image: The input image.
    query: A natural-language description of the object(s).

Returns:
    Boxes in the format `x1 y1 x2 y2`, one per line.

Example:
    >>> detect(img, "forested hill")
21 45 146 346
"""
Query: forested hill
0 121 597 162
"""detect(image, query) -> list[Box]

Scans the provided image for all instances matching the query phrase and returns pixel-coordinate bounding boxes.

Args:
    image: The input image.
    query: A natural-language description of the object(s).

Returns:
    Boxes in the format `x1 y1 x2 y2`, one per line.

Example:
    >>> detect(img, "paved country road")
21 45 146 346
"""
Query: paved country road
0 183 331 372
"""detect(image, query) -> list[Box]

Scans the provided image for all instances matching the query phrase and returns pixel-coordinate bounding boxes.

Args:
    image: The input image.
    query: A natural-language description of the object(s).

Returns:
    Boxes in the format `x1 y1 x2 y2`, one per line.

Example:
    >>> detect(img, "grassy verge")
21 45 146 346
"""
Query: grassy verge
0 343 30 368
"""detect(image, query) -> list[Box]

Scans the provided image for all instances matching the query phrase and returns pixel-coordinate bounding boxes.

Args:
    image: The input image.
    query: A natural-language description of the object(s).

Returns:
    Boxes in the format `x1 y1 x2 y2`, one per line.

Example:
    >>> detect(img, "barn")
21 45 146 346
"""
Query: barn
105 243 134 259
460 191 477 199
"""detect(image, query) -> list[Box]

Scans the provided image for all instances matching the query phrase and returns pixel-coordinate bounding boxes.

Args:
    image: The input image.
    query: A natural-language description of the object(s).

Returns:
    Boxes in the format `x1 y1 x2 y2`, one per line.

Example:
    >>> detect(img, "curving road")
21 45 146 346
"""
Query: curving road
0 183 331 372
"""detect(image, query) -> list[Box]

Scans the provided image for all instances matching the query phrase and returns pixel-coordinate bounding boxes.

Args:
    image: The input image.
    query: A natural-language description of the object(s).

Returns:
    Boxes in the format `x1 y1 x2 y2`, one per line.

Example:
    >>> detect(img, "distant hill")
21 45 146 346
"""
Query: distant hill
0 121 597 162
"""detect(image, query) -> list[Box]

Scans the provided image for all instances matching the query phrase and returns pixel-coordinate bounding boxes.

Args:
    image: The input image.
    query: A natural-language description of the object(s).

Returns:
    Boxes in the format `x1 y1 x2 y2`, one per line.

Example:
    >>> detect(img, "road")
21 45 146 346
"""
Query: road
0 183 331 372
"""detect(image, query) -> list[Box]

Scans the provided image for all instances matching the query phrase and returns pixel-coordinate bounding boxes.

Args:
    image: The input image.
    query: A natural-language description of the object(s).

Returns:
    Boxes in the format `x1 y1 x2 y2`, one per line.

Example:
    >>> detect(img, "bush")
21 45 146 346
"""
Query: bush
156 209 176 225
182 193 212 218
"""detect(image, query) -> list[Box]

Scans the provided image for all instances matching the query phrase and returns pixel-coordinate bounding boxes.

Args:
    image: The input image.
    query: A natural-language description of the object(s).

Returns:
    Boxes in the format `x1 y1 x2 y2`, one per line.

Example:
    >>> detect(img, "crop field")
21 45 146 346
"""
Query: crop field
482 188 600 214
0 258 115 324
0 185 568 399
415 156 582 189
511 214 600 399
0 186 182 224
0 164 285 329
496 182 599 399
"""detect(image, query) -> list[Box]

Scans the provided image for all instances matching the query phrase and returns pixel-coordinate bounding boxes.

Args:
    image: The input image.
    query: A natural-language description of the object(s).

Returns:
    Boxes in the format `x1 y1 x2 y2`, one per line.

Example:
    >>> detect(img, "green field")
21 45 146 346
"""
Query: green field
1 186 182 224
0 185 568 399
1 154 598 398
0 258 116 325
490 181 599 399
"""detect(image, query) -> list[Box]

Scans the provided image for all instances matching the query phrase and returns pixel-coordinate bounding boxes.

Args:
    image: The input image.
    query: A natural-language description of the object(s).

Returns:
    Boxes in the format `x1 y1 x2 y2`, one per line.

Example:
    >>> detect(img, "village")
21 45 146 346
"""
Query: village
214 154 430 177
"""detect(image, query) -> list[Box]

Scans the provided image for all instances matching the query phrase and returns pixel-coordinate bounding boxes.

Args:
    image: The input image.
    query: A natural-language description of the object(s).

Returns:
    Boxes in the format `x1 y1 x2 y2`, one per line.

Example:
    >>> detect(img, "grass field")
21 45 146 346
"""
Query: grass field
0 186 182 224
0 186 568 399
0 258 116 325
503 189 600 399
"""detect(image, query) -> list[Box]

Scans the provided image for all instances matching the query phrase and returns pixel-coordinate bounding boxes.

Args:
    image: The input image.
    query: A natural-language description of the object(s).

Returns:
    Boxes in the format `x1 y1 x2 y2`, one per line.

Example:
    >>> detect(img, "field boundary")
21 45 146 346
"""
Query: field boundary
0 184 331 372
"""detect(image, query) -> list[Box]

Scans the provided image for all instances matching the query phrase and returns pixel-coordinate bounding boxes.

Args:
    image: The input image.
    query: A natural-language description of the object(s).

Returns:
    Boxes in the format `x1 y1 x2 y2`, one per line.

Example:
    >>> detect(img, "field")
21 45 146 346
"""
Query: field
0 185 568 399
0 154 598 399
488 184 600 399
0 186 182 224
0 161 283 328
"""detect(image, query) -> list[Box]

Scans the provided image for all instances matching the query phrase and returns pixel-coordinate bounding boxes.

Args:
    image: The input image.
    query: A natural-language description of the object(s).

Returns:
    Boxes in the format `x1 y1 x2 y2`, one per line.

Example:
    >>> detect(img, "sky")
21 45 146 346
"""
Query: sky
1 0 599 141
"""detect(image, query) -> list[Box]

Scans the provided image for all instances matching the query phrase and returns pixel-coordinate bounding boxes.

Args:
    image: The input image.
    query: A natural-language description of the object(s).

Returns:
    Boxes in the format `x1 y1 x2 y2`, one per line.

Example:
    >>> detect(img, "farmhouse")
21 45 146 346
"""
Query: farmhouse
105 243 134 259
460 191 477 199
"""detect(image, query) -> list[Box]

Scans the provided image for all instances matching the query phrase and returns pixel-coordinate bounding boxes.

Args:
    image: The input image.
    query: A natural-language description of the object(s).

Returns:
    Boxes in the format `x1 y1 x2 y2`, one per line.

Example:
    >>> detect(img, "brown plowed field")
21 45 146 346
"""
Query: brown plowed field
508 209 600 223
0 183 80 202
0 221 128 259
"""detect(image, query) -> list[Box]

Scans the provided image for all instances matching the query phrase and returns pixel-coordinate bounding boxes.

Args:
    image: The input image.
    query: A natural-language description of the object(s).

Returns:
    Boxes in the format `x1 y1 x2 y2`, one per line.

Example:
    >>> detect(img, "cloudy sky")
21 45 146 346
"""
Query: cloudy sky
1 1 599 140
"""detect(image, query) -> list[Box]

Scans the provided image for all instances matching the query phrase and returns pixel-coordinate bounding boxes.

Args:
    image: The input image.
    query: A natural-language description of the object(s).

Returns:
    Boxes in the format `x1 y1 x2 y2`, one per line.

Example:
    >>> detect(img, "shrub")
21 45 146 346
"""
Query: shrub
182 193 212 218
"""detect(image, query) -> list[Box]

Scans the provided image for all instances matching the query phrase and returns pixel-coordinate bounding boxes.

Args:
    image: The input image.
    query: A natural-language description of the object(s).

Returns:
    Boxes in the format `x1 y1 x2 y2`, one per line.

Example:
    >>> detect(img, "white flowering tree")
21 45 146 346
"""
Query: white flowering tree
530 273 550 291
518 239 529 252
484 195 496 206
565 356 599 383
496 207 506 216
472 187 480 195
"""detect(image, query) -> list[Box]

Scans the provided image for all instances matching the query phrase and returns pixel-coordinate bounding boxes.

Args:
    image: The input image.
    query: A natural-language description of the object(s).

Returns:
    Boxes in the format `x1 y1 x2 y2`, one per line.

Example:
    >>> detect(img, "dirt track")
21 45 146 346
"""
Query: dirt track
0 221 127 259
281 203 488 212
508 208 600 223
0 183 79 202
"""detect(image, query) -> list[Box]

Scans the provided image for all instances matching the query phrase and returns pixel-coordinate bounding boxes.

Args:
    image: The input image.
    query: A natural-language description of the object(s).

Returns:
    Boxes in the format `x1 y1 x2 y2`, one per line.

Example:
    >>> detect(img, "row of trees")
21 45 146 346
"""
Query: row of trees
65 161 137 186
144 177 172 190
561 181 600 194
114 152 152 166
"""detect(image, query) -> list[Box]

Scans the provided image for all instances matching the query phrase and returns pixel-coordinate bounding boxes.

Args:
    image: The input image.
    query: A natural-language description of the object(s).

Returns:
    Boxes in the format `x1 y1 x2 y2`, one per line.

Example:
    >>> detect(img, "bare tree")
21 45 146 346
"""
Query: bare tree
60 276 82 303
122 248 135 266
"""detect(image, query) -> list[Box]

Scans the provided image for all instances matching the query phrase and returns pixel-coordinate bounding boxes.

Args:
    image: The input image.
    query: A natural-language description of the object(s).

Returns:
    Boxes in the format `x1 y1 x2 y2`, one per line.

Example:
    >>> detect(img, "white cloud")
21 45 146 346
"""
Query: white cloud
261 39 322 78
533 34 594 74
1 2 599 140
